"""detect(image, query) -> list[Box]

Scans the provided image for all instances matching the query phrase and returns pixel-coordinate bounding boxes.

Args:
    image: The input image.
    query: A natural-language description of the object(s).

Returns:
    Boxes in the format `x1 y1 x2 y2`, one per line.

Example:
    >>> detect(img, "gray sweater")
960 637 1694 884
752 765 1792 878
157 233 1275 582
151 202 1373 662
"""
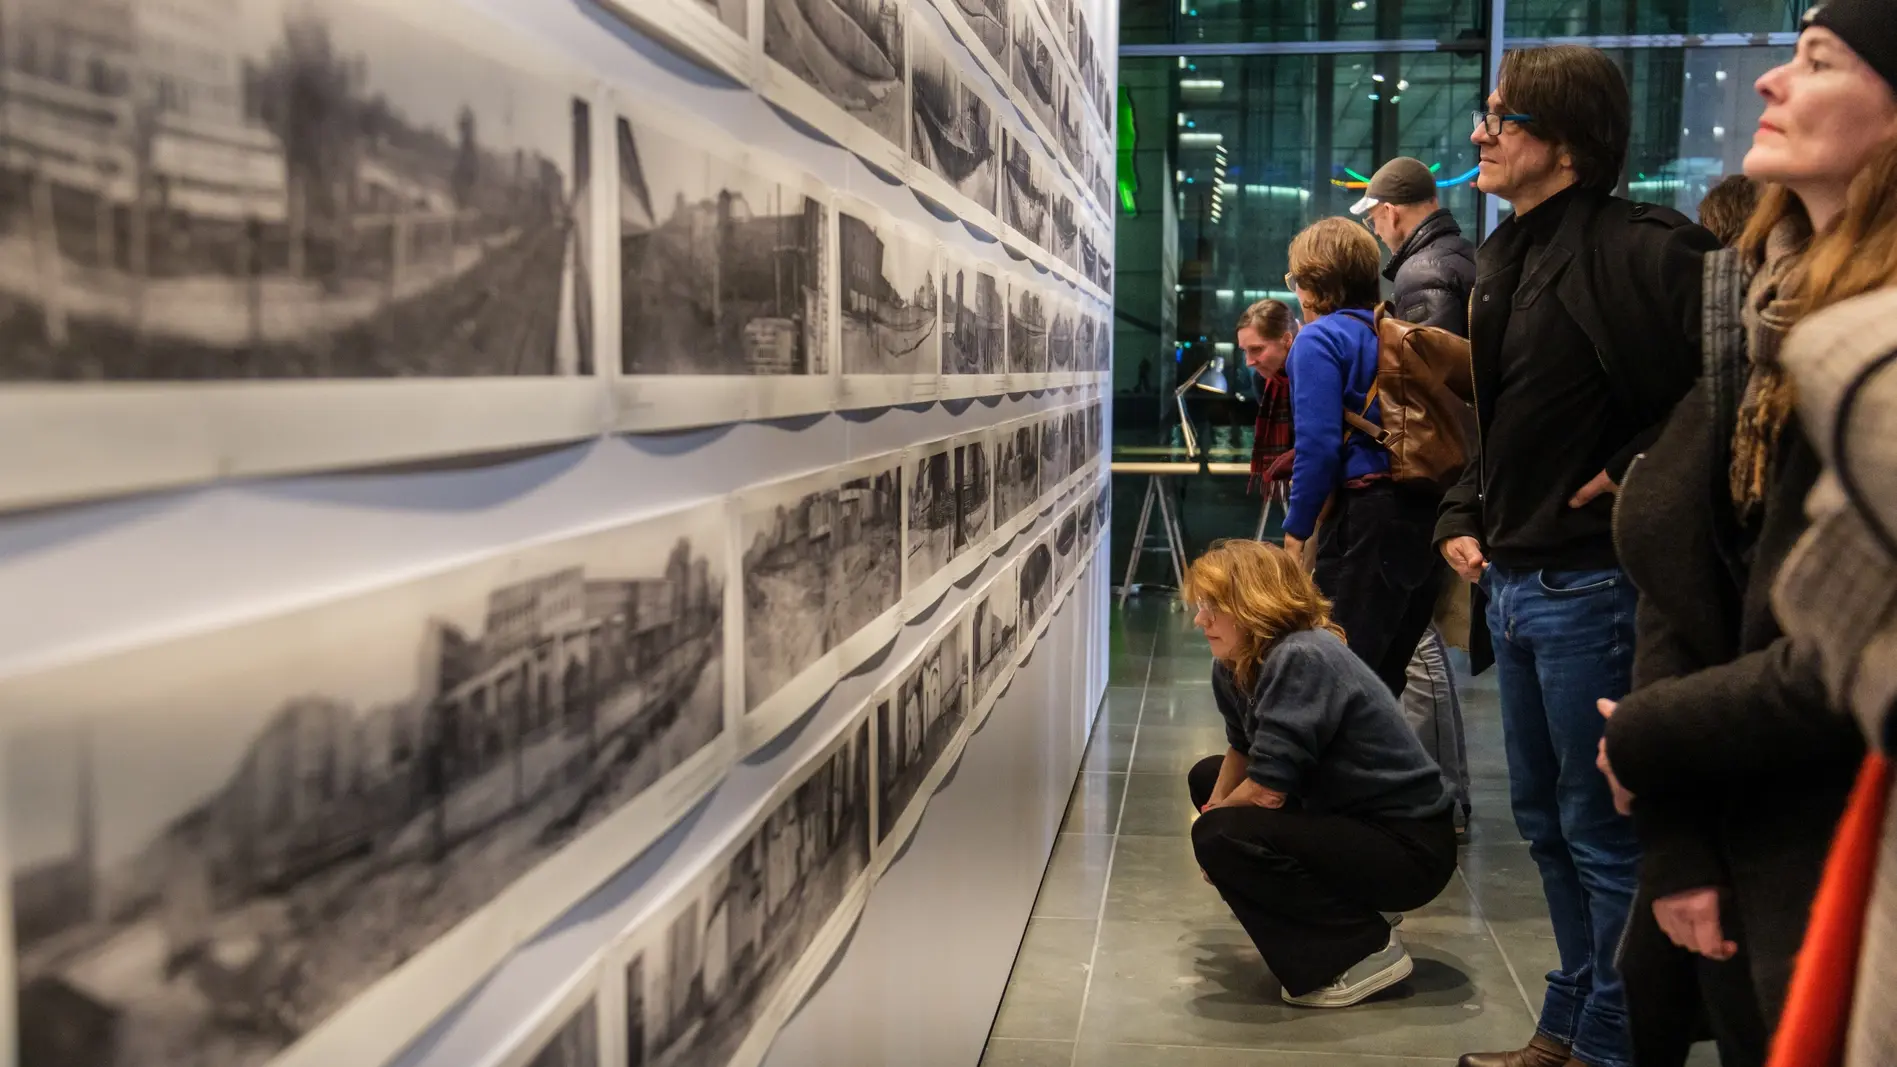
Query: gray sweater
1212 630 1451 821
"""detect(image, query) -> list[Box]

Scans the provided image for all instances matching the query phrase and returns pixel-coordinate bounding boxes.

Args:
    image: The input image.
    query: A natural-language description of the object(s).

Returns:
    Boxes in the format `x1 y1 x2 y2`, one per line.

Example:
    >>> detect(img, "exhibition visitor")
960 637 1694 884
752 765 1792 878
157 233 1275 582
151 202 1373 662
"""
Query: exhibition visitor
1180 538 1455 1009
1437 43 1721 1067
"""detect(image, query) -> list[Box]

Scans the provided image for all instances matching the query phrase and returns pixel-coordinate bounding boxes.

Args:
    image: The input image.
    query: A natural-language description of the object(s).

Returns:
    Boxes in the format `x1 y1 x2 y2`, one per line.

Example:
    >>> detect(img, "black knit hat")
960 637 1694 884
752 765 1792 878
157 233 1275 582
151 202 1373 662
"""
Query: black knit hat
1804 0 1897 95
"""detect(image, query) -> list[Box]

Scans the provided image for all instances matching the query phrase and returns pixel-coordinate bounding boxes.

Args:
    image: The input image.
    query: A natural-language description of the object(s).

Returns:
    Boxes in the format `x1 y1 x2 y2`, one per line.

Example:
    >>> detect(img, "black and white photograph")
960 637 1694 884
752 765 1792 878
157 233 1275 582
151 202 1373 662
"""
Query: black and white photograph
1000 132 1049 247
839 208 940 377
526 1000 599 1067
1018 537 1055 641
765 0 907 148
743 473 837 715
1054 505 1079 588
619 115 830 377
628 717 871 1067
831 458 905 654
1067 407 1087 474
953 0 1010 67
876 616 970 843
1040 407 1069 488
693 0 748 35
941 256 1005 376
1094 246 1114 292
971 565 1018 710
1056 78 1085 173
1093 477 1109 536
5 504 728 1067
1085 400 1103 454
994 421 1042 524
905 443 957 593
1048 297 1075 373
1009 4 1057 135
1089 133 1116 216
951 434 994 559
910 26 999 215
1007 279 1048 375
1079 229 1100 292
1078 487 1095 550
1075 6 1097 103
0 0 587 384
1050 192 1079 269
1075 314 1094 377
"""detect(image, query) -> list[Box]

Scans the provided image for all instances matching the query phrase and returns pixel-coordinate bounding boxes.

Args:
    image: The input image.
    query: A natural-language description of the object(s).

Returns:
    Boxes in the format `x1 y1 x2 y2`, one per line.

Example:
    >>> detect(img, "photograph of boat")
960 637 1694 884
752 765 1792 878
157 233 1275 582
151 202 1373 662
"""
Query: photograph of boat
910 26 999 215
839 209 939 376
1000 133 1049 248
765 0 907 147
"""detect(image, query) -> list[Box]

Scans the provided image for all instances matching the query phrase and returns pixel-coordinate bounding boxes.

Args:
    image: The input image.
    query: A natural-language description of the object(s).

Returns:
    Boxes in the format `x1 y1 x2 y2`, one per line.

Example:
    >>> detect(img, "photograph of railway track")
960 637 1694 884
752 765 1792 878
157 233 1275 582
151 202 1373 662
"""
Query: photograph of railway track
994 421 1041 524
619 115 829 377
1048 298 1075 373
765 0 907 147
525 1001 598 1067
952 0 1009 67
1006 280 1048 374
910 27 999 215
1000 133 1049 248
629 718 870 1067
839 208 939 376
905 443 957 592
971 564 1018 709
876 615 969 843
0 0 589 383
5 504 726 1067
1018 536 1054 639
941 256 1006 375
951 434 994 560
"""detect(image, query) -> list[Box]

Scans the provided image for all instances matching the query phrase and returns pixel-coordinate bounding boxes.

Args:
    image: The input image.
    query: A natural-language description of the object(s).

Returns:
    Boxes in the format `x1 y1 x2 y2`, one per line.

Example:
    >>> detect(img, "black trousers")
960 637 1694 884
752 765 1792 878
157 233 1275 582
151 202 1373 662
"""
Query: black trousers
1620 887 1768 1067
1187 755 1458 996
1313 482 1444 697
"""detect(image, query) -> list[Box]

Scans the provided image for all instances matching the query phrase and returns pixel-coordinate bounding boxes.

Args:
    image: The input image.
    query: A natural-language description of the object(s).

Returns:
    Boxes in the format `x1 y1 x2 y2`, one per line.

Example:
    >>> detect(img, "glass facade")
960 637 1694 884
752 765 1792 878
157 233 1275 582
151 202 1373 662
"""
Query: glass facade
1109 0 1795 583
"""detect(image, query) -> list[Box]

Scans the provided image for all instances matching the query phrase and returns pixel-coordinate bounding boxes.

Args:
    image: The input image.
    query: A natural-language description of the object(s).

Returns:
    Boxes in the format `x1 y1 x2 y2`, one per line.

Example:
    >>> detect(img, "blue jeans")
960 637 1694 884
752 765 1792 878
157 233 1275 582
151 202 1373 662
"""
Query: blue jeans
1483 565 1641 1067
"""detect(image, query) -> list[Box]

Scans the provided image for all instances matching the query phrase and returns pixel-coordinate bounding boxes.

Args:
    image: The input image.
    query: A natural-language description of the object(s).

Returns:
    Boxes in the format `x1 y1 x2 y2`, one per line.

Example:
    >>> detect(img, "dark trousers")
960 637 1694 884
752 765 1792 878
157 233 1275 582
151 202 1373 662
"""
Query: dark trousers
1186 755 1457 997
1313 482 1444 697
1620 889 1767 1067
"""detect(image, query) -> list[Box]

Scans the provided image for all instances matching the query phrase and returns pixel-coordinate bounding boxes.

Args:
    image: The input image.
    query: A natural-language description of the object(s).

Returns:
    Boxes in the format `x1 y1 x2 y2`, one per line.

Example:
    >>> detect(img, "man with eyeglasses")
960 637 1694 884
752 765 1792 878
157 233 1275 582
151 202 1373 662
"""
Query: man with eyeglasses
1439 46 1719 1067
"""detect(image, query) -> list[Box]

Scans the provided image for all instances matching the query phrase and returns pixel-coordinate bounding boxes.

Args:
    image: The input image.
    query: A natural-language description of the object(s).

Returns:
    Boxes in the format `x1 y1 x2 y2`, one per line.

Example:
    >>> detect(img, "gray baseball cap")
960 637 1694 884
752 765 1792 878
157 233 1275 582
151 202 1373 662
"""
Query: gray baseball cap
1348 157 1436 215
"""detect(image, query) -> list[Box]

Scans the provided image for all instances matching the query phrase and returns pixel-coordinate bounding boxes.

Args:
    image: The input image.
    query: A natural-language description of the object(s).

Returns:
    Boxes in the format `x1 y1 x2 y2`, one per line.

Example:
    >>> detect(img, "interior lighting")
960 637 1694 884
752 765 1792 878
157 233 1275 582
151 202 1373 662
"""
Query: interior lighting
1369 93 1380 101
1397 78 1409 90
1372 73 1386 82
1716 69 1729 82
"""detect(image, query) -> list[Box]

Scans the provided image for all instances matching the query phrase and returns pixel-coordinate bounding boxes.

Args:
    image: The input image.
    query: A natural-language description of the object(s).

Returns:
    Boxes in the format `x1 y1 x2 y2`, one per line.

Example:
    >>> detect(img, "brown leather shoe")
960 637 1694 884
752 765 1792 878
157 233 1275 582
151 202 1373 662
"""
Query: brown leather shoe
1456 1034 1573 1067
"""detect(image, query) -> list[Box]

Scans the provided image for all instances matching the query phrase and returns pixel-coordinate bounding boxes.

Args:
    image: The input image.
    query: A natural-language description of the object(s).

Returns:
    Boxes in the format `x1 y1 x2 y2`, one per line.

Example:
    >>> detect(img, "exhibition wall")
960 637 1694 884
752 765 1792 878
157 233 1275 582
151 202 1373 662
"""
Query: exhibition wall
0 0 1118 1065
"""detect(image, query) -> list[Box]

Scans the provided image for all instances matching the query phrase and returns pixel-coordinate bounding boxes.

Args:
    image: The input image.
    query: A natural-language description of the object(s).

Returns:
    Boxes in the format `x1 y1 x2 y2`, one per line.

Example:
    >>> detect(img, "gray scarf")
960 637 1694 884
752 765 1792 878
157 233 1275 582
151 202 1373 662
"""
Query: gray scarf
1730 217 1813 512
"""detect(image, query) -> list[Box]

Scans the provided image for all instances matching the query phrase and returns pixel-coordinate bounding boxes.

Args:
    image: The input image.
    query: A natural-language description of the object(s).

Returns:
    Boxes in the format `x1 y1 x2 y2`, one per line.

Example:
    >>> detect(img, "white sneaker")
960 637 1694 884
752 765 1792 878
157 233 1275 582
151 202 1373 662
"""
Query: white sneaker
1281 932 1413 1008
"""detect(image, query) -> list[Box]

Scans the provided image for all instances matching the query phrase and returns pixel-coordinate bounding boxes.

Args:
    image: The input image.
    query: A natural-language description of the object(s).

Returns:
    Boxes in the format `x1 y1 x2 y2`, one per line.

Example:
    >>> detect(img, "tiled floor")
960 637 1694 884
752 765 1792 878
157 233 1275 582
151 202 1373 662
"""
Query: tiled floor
979 600 1584 1067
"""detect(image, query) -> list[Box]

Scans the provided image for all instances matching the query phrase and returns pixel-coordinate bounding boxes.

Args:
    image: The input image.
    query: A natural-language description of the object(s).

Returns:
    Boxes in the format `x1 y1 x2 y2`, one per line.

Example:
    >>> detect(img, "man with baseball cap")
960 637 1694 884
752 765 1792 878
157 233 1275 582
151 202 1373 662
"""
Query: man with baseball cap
1349 156 1477 334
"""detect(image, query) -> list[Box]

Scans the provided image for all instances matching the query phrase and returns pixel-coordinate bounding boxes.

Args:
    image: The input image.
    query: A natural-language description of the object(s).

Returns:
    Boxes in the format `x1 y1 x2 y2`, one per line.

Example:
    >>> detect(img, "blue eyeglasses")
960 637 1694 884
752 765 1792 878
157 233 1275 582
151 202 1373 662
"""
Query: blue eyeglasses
1473 110 1534 136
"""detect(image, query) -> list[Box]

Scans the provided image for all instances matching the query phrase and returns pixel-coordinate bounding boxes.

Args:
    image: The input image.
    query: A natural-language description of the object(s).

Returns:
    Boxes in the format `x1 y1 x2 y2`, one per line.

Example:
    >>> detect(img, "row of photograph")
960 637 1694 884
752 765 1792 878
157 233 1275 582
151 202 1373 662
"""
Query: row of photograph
0 397 1107 1067
501 489 1109 1067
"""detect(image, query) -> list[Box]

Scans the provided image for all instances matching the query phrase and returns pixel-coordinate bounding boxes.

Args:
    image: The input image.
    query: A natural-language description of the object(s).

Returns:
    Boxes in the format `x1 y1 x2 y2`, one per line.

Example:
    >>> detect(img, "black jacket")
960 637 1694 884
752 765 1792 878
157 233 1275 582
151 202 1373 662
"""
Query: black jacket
1384 208 1476 336
1435 190 1720 551
1604 250 1864 1027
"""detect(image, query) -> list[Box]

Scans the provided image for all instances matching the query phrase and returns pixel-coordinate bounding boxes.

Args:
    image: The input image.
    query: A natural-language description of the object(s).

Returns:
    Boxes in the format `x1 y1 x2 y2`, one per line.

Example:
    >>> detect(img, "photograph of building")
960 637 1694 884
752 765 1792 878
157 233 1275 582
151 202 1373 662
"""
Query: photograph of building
951 435 993 561
829 461 903 648
952 0 1008 67
631 719 871 1067
526 1001 598 1067
905 444 956 592
971 566 1017 710
1008 3 1056 135
1018 538 1053 638
618 115 829 377
940 258 1004 376
1000 134 1048 247
876 619 969 843
765 0 906 147
993 422 1040 525
910 27 998 215
1006 280 1047 375
839 209 939 376
743 477 835 713
0 0 586 382
6 510 726 1067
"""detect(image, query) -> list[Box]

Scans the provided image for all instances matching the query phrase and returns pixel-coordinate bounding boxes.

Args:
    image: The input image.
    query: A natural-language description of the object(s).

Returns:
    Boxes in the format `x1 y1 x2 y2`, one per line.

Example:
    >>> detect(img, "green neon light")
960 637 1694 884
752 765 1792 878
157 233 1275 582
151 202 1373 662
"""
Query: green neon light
1343 167 1371 183
1116 87 1138 217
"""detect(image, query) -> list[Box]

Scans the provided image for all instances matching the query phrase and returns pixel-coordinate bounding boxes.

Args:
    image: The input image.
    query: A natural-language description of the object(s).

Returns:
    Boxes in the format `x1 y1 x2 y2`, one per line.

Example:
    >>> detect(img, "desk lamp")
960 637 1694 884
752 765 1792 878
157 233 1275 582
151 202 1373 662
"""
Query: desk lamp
1174 356 1231 460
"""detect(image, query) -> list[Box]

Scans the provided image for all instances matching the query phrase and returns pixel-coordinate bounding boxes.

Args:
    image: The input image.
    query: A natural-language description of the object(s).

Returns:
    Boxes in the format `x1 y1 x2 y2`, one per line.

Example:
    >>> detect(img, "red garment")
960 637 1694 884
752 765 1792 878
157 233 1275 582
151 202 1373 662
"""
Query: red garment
1766 753 1891 1067
1250 372 1296 494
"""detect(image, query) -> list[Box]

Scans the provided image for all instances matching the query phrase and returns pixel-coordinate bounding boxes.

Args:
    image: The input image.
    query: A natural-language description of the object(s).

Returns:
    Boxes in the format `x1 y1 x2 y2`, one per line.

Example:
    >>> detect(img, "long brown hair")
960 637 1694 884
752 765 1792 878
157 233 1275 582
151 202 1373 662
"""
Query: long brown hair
1180 539 1345 691
1732 139 1897 505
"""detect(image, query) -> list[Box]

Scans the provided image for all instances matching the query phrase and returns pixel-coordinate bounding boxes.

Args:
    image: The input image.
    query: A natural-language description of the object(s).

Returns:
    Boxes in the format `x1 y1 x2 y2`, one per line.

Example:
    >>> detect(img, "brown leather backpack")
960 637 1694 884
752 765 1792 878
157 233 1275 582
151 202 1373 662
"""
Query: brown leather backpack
1340 303 1476 493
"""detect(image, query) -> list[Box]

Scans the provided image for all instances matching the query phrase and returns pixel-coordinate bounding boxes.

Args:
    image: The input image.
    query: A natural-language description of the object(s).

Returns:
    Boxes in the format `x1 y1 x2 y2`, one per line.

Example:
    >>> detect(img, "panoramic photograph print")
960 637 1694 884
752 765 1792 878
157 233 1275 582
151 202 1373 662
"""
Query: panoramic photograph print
742 472 837 714
839 208 940 377
0 0 589 384
905 443 957 593
940 256 1005 376
1056 78 1085 173
1048 297 1075 373
1039 408 1068 488
876 617 970 843
951 434 994 560
954 0 1009 67
1000 133 1049 247
910 27 999 215
971 565 1019 710
1018 537 1054 641
619 115 829 377
829 458 904 652
1009 2 1057 134
1067 407 1087 474
1075 314 1094 377
1054 505 1079 588
1051 193 1078 269
765 0 907 147
5 505 728 1067
994 421 1042 524
1006 279 1048 375
627 718 871 1067
524 1000 599 1067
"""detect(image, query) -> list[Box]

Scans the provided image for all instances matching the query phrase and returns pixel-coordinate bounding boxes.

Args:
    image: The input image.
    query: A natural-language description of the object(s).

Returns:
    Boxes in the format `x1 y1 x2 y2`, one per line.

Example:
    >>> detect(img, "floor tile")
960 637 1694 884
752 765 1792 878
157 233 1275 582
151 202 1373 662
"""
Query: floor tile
1102 835 1239 926
1061 773 1129 837
1134 687 1226 730
1034 834 1115 920
1128 724 1230 776
1078 921 1538 1057
991 917 1099 1041
1104 686 1147 724
979 1037 1074 1067
1072 1043 1456 1066
1082 722 1140 774
1148 654 1217 685
1114 773 1196 838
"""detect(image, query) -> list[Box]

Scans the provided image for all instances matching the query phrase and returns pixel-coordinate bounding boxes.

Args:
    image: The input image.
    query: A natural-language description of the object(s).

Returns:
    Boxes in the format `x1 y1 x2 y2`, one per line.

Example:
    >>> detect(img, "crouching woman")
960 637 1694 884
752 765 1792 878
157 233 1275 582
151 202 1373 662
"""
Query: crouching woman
1184 538 1457 1008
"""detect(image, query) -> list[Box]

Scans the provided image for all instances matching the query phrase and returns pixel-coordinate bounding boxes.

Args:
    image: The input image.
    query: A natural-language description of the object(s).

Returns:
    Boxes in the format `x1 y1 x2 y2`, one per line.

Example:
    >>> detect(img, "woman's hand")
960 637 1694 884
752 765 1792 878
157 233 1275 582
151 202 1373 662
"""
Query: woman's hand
1214 778 1288 810
1653 888 1738 961
1596 699 1635 815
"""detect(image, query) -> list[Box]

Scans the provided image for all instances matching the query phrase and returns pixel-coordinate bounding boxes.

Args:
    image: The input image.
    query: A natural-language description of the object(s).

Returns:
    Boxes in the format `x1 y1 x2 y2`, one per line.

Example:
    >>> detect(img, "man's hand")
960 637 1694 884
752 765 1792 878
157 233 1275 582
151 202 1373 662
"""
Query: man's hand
1214 778 1288 810
1595 699 1634 815
1653 888 1738 961
1442 536 1488 584
1569 470 1619 508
